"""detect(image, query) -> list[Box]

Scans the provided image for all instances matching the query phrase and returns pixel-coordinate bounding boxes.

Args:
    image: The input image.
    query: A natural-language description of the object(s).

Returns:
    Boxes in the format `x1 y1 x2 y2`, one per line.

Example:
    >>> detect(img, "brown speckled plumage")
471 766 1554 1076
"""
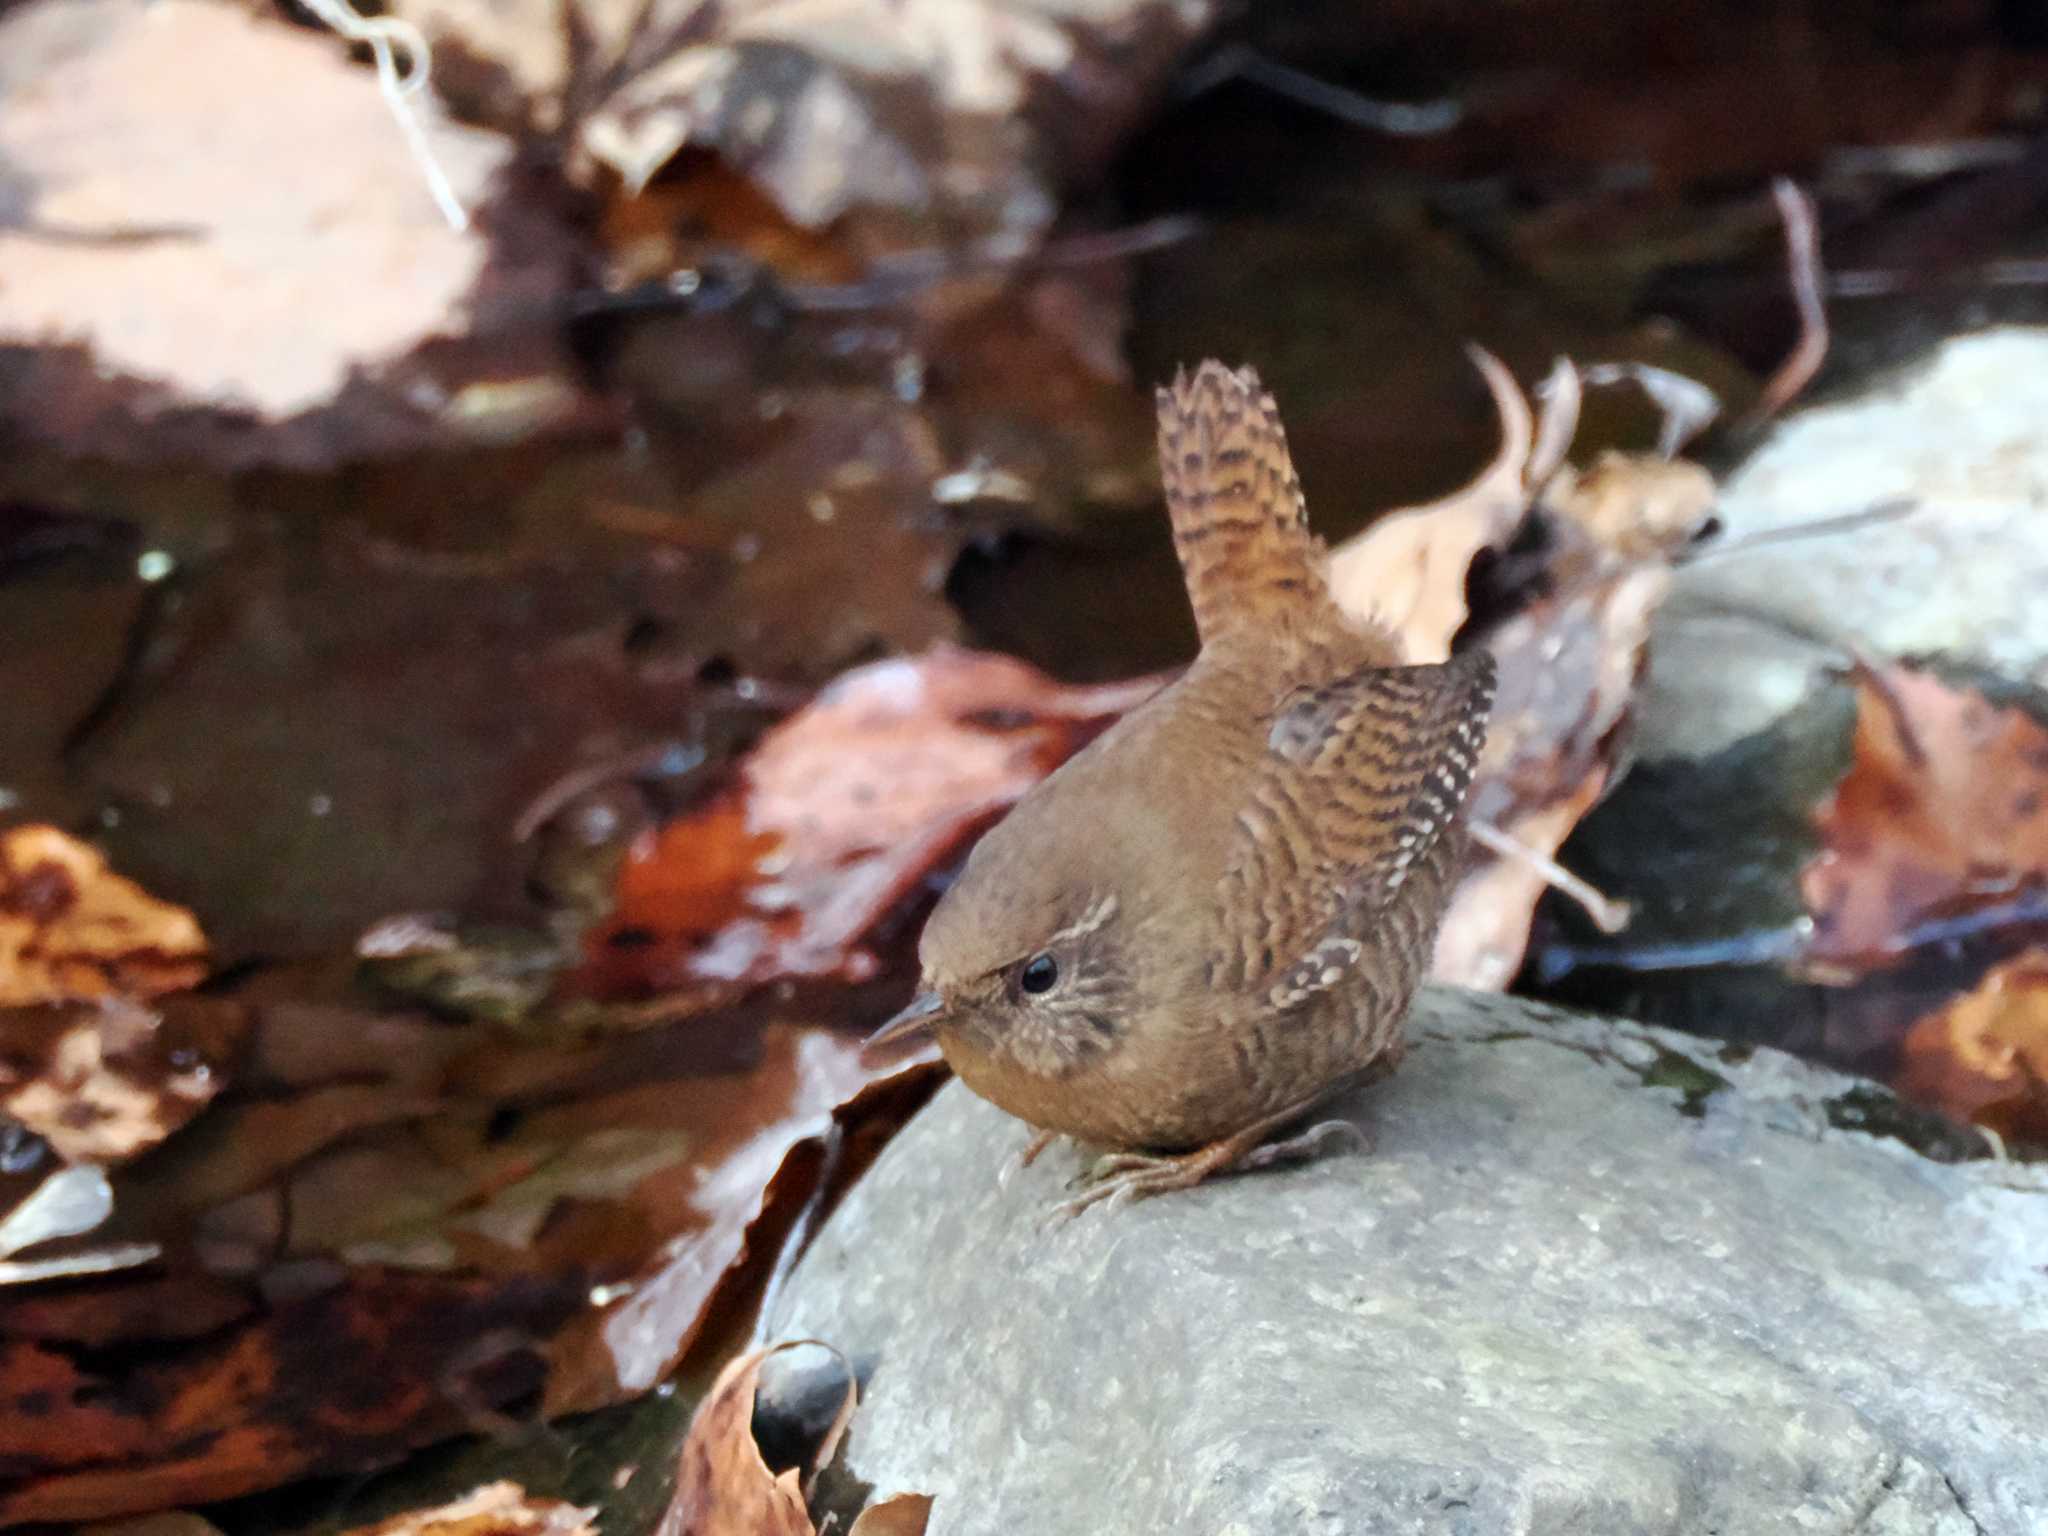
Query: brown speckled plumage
873 362 1495 1211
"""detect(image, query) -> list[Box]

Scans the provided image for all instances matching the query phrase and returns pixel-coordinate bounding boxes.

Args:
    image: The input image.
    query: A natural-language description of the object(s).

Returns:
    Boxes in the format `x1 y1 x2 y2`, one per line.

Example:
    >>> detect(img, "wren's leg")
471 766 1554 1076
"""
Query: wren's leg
1052 1097 1362 1221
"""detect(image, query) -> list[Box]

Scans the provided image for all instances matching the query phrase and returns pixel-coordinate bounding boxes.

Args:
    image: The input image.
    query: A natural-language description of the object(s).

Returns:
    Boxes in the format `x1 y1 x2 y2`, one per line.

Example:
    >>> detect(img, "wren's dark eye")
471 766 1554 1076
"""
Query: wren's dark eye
1019 953 1059 995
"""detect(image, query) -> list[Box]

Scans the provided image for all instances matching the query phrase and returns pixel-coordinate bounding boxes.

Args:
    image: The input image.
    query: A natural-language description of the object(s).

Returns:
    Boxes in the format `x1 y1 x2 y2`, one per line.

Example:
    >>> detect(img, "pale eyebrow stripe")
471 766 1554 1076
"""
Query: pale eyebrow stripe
1046 894 1120 948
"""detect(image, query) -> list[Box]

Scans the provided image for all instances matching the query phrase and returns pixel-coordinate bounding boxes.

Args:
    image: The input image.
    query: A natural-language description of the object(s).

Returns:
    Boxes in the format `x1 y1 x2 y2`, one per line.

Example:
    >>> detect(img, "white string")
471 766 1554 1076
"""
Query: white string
296 0 470 231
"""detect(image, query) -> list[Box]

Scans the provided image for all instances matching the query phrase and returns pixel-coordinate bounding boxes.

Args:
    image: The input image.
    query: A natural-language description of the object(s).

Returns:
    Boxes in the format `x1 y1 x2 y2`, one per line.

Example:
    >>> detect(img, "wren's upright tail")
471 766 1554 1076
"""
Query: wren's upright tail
1156 362 1400 665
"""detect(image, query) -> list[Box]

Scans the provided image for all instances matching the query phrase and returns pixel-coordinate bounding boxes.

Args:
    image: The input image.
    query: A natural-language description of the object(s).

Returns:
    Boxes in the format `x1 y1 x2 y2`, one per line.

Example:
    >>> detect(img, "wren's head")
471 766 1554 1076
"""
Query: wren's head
865 777 1138 1082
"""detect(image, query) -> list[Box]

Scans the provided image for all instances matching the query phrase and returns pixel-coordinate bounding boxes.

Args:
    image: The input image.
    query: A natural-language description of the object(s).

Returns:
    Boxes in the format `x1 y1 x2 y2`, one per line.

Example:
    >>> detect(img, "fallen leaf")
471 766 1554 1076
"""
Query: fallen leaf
0 966 942 1522
338 1482 596 1536
0 1269 585 1526
0 0 588 466
658 1341 855 1536
1327 356 1710 988
846 1494 935 1536
562 0 1216 244
1544 450 1717 564
571 648 1162 1005
0 996 244 1165
0 1166 159 1286
1896 948 2048 1145
0 1272 252 1348
1326 348 1536 663
0 826 209 1006
1800 665 2048 977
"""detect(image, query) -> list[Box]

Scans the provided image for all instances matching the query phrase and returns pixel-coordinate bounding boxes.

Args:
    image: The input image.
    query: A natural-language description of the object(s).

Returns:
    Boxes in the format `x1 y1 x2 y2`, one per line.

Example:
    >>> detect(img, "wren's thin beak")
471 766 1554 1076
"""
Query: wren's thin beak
864 990 946 1053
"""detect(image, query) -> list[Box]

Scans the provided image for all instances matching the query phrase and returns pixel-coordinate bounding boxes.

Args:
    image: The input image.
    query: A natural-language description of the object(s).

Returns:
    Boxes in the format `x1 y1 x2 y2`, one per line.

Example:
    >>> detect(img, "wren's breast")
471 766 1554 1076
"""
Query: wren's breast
938 994 1313 1152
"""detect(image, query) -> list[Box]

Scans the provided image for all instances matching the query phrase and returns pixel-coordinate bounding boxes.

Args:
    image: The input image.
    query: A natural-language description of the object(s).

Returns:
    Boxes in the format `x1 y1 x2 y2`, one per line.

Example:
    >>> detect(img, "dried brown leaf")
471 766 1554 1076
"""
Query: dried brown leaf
338 1482 597 1536
658 1342 852 1536
1801 665 2048 976
0 825 208 1006
0 1272 585 1526
78 1513 227 1536
0 996 243 1165
568 0 1216 237
1544 450 1716 562
1433 776 1610 990
1330 356 1711 988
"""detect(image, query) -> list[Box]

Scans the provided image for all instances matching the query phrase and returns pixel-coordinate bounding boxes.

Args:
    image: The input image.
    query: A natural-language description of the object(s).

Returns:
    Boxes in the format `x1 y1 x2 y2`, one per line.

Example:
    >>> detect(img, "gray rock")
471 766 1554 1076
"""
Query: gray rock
1644 326 2048 760
769 989 2048 1536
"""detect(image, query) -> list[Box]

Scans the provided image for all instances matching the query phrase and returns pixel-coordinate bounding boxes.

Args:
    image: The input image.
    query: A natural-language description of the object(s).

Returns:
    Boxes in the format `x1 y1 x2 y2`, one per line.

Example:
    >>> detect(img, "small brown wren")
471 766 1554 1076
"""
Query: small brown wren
870 362 1495 1213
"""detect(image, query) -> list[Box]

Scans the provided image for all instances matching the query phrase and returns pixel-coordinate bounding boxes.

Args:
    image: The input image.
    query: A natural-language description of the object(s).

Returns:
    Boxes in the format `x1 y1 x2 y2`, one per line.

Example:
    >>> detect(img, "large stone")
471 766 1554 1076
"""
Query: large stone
768 988 2048 1535
1643 326 2048 761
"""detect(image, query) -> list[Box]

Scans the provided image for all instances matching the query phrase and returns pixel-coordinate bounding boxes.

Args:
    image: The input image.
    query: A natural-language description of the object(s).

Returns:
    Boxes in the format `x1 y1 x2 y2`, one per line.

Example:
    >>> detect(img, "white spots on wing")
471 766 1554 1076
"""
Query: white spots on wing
1267 936 1363 1008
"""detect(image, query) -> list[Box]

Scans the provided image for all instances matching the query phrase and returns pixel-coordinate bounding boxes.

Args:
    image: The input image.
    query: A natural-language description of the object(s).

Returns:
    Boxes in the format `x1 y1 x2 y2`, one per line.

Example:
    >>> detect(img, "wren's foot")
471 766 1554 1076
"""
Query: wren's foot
1051 1102 1366 1222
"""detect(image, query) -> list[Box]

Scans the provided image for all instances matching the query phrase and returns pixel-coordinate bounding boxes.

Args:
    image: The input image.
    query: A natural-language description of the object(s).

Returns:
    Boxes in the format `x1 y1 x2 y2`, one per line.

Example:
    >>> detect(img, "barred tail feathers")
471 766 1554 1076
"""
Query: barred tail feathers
1155 362 1398 661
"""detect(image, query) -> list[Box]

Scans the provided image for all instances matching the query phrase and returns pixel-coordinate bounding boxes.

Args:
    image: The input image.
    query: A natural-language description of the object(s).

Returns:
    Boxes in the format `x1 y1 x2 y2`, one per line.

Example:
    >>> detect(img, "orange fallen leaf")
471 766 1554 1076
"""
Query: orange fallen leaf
573 648 1161 1003
1896 947 2048 1145
0 825 208 1006
339 1482 596 1536
1800 664 2048 977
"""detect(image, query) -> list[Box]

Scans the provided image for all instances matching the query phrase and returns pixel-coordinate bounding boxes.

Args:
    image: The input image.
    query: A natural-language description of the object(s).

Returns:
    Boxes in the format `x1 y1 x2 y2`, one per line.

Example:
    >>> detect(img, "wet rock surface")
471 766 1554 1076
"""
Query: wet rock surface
769 987 2048 1536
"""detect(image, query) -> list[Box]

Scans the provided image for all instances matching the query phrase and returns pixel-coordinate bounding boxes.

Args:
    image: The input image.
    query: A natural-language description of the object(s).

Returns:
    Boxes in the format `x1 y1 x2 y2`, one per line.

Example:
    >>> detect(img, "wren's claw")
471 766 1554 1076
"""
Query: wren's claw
999 1128 1060 1190
1239 1117 1372 1170
1050 1151 1212 1223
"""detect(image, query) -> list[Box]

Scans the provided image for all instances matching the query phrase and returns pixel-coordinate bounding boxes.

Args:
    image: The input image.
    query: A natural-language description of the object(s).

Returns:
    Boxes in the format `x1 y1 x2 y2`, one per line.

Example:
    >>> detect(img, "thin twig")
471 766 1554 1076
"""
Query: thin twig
1468 818 1633 933
1528 357 1581 489
1178 43 1461 137
1751 178 1827 423
1677 497 1922 567
299 0 468 231
1581 362 1721 457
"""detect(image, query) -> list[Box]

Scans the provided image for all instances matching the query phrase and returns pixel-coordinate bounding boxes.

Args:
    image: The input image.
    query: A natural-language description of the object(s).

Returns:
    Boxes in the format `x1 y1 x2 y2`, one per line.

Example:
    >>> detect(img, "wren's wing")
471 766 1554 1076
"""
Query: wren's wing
1156 361 1399 661
1220 647 1496 998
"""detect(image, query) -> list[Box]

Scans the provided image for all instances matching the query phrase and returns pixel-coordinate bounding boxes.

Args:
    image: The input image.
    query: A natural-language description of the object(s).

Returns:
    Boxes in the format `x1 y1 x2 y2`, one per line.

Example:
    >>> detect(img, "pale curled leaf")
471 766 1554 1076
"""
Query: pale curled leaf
1327 346 1533 663
0 1164 114 1256
0 1165 161 1287
338 1482 597 1536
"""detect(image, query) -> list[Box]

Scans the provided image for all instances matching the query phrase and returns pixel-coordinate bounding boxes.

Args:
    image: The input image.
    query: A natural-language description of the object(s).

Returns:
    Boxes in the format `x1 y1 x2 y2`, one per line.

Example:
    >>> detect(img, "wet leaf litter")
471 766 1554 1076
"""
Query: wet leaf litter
6 0 2048 1531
